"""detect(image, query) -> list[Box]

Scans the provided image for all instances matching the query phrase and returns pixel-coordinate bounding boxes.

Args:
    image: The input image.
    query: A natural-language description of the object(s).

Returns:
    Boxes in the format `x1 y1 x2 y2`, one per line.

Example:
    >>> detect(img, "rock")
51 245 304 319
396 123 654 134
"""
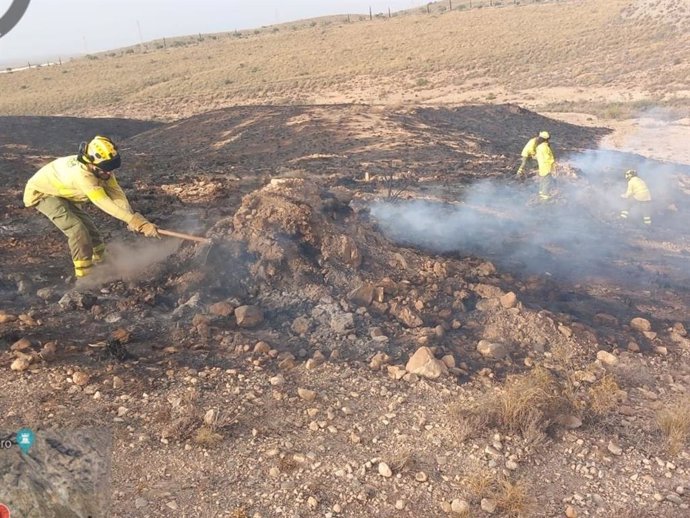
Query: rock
348 284 375 307
481 498 497 514
36 287 58 301
477 340 508 359
630 317 652 332
627 342 641 353
387 365 407 380
451 499 470 514
10 357 31 372
596 350 618 366
291 316 311 335
558 415 583 429
10 338 32 352
594 313 619 327
607 440 623 456
0 311 18 324
506 460 519 470
370 352 391 370
111 328 131 344
58 290 97 310
307 496 318 510
474 283 504 299
254 341 271 354
235 305 264 328
269 467 280 477
378 462 392 478
666 494 683 505
270 375 285 386
415 472 428 482
209 301 235 317
475 262 496 277
135 497 148 509
405 347 448 380
72 372 90 387
39 341 58 361
389 302 423 328
500 292 518 309
113 376 124 390
330 313 355 334
565 505 578 518
441 355 456 369
298 388 317 402
672 323 687 337
654 346 668 355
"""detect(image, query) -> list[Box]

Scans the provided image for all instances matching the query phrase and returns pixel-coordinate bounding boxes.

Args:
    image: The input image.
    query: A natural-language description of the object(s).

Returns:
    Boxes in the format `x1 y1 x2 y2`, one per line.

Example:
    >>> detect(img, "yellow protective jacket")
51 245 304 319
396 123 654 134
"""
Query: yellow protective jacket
23 155 135 223
623 177 651 202
521 137 538 159
535 142 555 176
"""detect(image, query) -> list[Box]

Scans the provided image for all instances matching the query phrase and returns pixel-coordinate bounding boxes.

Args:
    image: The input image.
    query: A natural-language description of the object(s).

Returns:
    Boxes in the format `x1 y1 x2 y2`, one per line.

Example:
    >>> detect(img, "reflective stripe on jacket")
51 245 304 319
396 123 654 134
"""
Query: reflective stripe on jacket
536 142 555 176
23 155 135 223
624 177 651 202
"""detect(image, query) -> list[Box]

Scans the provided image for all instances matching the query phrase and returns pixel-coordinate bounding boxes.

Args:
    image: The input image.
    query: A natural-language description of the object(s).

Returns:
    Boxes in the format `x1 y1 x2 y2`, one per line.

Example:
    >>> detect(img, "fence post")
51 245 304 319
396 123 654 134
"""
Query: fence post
369 6 372 20
427 3 430 13
388 7 391 18
449 0 452 9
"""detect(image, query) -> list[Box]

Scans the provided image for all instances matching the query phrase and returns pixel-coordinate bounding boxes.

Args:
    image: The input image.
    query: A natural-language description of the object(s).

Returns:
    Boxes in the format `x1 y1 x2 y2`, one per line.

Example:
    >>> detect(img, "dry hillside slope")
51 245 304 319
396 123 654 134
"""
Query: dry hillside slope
0 0 687 120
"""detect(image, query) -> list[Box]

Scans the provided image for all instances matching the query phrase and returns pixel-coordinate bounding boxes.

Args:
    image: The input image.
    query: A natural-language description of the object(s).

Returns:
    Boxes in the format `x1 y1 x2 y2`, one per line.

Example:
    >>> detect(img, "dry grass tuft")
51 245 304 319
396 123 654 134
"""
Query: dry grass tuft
657 401 690 455
588 375 620 416
192 425 224 448
463 468 497 501
496 479 534 518
491 367 573 436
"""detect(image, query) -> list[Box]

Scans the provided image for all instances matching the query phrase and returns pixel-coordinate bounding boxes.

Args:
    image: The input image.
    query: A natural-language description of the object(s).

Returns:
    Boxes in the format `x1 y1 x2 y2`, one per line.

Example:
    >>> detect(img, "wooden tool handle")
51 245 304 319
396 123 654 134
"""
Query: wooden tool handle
158 229 211 244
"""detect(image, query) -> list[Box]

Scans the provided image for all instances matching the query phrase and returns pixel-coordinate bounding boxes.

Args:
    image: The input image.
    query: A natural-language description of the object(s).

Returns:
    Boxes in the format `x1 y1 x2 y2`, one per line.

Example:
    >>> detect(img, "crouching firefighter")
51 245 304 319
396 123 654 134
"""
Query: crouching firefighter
23 136 160 279
620 169 652 226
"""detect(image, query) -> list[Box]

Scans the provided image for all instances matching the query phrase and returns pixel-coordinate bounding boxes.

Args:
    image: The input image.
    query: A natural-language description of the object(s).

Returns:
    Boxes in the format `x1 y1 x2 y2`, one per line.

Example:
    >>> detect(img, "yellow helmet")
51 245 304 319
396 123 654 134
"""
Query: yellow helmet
625 169 636 180
539 131 550 139
79 136 121 171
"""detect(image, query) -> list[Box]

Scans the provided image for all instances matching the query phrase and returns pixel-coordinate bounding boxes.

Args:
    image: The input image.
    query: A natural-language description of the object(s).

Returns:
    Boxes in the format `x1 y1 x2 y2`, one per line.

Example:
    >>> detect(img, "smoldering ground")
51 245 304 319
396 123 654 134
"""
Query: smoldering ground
370 148 690 287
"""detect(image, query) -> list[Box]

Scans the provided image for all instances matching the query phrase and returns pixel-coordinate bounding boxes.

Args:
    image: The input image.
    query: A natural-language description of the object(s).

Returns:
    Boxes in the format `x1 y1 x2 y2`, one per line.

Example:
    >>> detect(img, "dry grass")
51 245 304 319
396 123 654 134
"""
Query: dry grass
464 468 497 501
192 425 224 448
0 0 687 119
657 401 690 455
496 479 534 518
588 375 621 416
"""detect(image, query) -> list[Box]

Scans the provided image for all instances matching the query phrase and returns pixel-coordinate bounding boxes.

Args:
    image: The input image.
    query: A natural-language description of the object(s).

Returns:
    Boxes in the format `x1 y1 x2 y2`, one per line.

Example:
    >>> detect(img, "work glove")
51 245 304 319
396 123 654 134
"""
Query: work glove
128 212 160 238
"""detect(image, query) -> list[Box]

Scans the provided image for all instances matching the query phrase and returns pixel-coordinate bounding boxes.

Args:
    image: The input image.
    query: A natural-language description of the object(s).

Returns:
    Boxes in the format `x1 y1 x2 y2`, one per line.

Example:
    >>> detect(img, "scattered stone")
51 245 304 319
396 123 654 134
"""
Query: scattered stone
292 316 312 335
10 357 31 372
387 365 407 380
389 302 424 328
378 462 392 478
451 499 470 514
500 292 518 309
269 467 280 477
58 290 97 310
111 328 131 343
307 496 318 510
36 287 58 301
415 472 428 482
565 505 578 518
441 354 456 369
666 494 683 505
330 313 355 335
370 352 391 370
630 317 652 332
481 498 497 514
607 440 623 456
405 347 448 380
654 346 668 356
506 460 519 470
113 376 124 390
558 416 583 430
72 371 90 387
627 342 641 353
477 340 508 359
0 311 17 324
135 497 148 509
298 388 317 402
235 305 264 328
348 284 375 307
209 301 234 317
39 341 57 361
254 341 271 354
10 338 32 352
596 350 618 366
475 261 496 277
270 375 285 386
672 323 687 337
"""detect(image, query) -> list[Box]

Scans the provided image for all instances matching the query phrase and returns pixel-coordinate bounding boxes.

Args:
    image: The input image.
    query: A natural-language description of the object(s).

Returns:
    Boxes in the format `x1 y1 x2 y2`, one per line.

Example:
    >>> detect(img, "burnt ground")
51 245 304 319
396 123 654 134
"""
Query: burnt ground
1 104 690 518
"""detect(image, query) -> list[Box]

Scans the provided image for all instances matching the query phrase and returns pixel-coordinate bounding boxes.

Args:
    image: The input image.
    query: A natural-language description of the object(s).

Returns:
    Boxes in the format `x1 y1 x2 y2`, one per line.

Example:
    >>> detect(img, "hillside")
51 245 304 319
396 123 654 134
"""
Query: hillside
0 0 688 120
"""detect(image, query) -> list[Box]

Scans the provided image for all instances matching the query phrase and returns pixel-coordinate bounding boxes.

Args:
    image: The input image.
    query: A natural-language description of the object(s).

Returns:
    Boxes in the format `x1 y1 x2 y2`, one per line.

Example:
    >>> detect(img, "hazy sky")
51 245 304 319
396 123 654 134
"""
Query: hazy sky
0 0 428 66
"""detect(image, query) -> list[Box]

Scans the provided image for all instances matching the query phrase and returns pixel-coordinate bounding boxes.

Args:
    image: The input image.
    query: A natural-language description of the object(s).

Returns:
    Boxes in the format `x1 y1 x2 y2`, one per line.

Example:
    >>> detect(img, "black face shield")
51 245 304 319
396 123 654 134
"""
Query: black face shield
95 155 122 172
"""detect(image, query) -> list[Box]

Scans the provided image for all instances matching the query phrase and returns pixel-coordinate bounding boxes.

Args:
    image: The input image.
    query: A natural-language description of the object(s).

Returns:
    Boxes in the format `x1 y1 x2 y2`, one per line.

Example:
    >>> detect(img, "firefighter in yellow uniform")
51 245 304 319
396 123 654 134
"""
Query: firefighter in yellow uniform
23 136 159 279
516 132 540 178
620 169 652 225
534 131 555 201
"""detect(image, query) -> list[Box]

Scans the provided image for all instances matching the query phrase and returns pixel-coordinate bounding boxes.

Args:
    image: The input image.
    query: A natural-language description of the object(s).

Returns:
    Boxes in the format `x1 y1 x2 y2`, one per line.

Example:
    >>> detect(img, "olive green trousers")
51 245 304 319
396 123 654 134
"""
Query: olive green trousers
35 197 105 277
